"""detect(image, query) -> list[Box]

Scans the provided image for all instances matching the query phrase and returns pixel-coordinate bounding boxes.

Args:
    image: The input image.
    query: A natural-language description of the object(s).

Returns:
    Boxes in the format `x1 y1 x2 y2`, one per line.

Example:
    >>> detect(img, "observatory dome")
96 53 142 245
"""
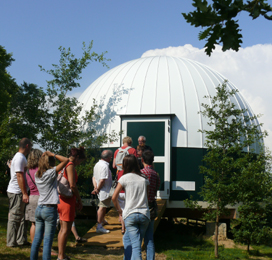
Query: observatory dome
78 56 257 149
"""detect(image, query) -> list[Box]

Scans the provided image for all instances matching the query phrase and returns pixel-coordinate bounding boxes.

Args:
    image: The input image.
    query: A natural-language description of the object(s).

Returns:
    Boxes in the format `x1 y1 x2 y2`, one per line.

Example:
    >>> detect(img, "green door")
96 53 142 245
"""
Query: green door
121 116 170 199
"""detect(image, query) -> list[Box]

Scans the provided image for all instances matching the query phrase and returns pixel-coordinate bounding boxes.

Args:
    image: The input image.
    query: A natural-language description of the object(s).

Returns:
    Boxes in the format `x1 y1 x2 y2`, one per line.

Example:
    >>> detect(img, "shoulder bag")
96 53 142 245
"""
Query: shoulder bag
27 169 37 187
57 167 73 198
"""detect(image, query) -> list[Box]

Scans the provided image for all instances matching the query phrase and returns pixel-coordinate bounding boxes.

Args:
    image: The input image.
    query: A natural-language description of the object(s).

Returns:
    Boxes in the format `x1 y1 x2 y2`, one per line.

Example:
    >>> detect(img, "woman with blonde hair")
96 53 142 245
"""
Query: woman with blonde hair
30 151 69 260
57 147 86 260
25 149 43 243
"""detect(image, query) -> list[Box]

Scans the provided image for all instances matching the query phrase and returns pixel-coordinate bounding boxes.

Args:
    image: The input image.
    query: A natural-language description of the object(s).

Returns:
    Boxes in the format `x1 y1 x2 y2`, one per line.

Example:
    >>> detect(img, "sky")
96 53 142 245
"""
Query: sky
1 0 272 150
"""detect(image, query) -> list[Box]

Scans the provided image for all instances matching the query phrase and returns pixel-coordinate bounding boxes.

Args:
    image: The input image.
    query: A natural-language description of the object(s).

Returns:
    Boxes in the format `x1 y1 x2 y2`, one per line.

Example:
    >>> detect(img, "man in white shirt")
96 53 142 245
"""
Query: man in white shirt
6 138 32 247
92 150 113 234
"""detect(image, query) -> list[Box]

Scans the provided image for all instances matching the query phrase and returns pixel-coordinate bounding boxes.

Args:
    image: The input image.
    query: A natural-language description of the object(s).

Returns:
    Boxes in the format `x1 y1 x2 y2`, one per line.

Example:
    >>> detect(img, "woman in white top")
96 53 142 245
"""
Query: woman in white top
112 154 150 260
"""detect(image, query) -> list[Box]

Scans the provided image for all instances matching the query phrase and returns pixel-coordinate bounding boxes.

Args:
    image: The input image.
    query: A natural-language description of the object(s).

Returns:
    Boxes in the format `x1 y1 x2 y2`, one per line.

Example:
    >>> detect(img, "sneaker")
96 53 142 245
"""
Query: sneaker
18 241 31 247
96 227 110 234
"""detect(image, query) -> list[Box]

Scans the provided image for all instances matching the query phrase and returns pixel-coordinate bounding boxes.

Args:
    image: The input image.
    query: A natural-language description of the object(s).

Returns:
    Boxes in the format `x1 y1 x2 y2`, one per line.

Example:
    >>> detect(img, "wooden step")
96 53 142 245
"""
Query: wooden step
154 199 167 232
81 199 167 248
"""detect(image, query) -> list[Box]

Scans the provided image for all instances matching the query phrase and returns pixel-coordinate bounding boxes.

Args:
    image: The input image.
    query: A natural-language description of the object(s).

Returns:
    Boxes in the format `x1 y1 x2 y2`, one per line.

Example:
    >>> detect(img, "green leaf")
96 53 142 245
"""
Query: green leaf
183 0 272 55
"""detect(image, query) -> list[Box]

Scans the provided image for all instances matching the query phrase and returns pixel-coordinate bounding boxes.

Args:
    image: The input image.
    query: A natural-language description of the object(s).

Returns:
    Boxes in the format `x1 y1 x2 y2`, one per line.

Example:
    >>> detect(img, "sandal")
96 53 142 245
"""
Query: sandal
76 237 87 243
51 249 57 256
57 256 70 260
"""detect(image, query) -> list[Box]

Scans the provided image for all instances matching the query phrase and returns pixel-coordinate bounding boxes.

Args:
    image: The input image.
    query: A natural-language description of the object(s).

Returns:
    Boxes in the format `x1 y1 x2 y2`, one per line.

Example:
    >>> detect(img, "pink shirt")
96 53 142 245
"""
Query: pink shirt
26 167 39 195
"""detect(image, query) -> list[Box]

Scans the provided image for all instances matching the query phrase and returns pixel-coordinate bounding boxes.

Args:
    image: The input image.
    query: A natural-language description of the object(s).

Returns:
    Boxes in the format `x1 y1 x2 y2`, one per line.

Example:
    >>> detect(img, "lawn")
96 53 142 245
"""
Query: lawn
154 218 272 259
1 194 272 259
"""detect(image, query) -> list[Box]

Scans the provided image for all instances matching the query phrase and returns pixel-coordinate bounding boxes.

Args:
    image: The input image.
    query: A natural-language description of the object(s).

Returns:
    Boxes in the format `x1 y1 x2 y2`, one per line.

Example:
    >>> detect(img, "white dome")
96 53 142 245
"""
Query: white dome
79 56 258 149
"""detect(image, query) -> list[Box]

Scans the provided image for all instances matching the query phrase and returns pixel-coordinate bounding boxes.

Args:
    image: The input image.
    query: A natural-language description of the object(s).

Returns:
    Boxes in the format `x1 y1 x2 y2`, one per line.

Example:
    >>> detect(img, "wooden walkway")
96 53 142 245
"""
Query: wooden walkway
81 199 167 248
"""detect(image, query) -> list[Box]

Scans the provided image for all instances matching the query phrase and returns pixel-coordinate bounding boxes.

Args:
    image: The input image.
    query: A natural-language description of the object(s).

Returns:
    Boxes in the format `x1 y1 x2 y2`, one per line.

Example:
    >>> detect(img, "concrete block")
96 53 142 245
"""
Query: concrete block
206 222 227 239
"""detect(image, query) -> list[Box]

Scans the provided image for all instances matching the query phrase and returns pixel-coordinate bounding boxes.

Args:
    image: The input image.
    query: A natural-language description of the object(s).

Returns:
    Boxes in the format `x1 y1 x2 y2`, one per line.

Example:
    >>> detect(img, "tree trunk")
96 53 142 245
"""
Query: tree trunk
215 214 219 258
247 243 250 252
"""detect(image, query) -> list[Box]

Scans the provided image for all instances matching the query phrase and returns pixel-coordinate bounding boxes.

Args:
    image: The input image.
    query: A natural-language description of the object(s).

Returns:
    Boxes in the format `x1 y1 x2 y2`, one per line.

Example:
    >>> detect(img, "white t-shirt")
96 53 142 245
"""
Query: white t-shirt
93 160 112 201
7 152 27 194
118 173 150 220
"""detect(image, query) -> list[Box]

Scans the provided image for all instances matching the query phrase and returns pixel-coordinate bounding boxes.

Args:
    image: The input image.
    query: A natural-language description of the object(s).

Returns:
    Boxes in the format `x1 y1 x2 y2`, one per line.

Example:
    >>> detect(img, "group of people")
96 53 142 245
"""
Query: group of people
6 135 160 260
92 136 160 260
6 138 86 260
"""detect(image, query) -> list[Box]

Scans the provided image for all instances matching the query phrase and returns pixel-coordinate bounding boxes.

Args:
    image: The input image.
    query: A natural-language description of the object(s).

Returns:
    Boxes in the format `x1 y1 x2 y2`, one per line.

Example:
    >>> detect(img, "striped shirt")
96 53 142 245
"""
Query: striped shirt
141 165 160 202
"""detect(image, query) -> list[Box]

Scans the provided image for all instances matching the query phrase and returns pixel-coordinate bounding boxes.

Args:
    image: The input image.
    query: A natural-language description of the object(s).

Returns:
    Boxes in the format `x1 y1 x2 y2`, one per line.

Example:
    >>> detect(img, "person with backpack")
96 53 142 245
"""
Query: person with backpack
112 136 137 171
112 137 137 235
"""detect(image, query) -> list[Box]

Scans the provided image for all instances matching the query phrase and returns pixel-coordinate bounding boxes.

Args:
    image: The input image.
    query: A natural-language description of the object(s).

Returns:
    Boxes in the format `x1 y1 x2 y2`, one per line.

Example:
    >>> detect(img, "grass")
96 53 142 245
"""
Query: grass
1 194 272 259
0 195 97 260
154 218 272 259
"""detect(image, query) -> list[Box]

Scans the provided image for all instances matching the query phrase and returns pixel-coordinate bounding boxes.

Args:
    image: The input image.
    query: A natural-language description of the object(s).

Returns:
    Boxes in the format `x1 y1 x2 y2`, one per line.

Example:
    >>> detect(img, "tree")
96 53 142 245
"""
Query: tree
0 47 49 193
185 81 271 258
0 43 118 195
38 41 111 155
0 46 18 122
0 46 19 167
9 82 49 143
232 150 272 252
182 0 272 56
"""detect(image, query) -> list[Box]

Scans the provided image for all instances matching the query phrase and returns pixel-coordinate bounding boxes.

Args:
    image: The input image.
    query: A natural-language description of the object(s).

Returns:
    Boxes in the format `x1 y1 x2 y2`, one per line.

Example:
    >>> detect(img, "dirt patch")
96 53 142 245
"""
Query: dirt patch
67 243 166 260
209 235 253 250
217 239 252 250
142 251 167 260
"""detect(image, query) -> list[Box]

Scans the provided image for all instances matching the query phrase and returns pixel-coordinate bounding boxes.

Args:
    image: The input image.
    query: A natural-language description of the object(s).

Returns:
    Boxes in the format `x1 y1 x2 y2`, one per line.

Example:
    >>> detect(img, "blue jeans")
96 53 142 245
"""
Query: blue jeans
144 219 155 260
123 213 150 260
30 205 57 260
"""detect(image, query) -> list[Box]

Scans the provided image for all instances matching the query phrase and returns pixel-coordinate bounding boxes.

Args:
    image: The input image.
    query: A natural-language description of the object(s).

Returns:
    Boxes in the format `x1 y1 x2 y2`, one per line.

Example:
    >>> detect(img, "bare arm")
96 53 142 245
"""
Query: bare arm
97 179 106 191
92 176 97 189
92 178 106 195
112 183 123 216
17 172 28 203
66 164 82 210
55 155 69 172
42 151 69 173
112 158 116 169
91 176 98 195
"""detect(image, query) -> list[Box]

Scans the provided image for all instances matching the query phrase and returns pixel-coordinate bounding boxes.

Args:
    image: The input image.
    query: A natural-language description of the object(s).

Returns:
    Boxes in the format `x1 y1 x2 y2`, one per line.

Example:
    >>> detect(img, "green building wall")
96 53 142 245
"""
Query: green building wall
170 147 207 201
103 146 207 202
